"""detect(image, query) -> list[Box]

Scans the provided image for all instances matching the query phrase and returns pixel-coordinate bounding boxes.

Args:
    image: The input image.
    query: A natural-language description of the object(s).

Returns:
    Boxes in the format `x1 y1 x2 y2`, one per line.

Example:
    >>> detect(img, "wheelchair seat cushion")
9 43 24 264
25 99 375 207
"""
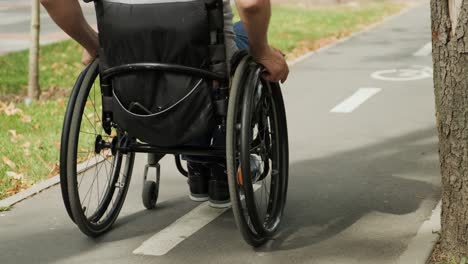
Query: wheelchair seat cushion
97 0 219 146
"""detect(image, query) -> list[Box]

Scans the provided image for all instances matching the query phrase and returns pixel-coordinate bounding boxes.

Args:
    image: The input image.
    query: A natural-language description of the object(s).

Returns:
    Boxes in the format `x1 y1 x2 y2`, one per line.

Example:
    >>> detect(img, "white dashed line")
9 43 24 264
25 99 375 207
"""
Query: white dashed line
133 202 228 256
331 88 382 113
133 184 261 256
413 42 432 57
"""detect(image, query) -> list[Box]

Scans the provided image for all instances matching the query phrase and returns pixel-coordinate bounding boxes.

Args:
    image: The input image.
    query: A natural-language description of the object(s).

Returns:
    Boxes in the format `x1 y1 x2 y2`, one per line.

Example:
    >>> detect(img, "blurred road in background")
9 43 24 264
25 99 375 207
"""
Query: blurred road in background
0 0 96 54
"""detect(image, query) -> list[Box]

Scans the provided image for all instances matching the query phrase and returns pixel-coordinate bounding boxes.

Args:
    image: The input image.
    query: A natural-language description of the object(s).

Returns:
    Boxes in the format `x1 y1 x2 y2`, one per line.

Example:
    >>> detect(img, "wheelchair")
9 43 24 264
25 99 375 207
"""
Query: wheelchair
59 0 289 247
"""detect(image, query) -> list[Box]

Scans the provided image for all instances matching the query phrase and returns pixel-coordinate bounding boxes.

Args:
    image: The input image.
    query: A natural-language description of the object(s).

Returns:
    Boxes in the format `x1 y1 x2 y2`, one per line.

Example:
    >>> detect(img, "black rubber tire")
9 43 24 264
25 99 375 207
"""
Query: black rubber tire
62 59 135 237
60 63 92 223
227 56 289 247
142 181 159 210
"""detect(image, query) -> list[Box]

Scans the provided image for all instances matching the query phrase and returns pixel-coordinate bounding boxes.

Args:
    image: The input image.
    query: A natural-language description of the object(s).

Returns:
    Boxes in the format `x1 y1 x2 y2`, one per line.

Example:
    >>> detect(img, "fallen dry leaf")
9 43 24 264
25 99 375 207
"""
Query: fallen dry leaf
8 130 17 137
8 130 21 143
20 114 32 123
6 171 23 180
48 163 60 177
3 102 23 116
23 149 31 157
21 142 31 157
5 179 30 197
0 101 5 112
57 98 65 106
2 156 16 169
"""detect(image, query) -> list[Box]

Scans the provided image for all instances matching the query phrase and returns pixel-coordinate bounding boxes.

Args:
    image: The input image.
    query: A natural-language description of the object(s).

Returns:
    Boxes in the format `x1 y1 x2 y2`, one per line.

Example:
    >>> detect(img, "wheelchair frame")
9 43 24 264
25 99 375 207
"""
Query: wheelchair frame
60 0 289 248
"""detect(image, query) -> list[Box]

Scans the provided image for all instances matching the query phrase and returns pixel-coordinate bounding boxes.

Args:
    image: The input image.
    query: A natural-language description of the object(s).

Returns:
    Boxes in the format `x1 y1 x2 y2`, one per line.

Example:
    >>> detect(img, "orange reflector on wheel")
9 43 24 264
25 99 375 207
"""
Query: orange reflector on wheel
237 166 243 186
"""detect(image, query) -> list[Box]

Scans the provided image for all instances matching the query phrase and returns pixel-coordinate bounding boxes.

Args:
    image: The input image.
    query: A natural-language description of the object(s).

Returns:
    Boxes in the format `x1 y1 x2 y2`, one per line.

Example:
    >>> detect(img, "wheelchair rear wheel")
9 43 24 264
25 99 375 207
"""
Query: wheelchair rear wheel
60 59 135 237
227 57 289 247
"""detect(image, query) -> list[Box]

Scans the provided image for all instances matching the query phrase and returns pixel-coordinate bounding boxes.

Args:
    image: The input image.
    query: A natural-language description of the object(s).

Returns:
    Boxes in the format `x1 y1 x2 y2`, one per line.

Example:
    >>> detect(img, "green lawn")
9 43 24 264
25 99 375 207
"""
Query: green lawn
0 1 404 199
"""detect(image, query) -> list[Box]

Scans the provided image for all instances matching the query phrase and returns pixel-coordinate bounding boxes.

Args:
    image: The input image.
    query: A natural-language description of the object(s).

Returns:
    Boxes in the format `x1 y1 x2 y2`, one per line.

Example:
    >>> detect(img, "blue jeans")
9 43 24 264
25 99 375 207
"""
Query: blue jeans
234 21 250 51
182 21 249 164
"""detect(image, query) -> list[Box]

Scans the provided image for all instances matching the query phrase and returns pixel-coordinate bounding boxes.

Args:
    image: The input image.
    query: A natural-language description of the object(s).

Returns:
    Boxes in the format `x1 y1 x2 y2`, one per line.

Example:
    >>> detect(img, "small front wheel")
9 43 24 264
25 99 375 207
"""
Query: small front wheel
142 181 159 210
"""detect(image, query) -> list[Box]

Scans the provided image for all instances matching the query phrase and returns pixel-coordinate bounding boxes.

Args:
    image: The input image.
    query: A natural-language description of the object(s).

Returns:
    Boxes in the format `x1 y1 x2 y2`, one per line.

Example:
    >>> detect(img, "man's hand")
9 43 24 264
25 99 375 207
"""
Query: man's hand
235 0 288 83
81 48 97 65
252 46 289 83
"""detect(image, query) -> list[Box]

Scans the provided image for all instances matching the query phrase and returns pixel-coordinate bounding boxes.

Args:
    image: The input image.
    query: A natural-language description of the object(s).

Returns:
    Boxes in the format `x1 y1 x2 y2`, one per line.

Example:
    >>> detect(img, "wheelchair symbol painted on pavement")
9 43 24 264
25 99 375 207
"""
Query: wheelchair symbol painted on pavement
371 65 433 81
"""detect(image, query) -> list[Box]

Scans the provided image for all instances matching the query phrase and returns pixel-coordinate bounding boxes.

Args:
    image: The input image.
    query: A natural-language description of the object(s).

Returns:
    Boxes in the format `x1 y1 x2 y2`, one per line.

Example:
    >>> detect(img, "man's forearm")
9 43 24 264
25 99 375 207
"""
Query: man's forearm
235 0 271 57
41 0 98 54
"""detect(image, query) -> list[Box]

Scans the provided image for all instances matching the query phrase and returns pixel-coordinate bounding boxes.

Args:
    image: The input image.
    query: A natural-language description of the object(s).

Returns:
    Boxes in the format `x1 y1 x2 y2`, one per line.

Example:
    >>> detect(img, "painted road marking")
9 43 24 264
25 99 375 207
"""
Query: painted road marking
371 66 432 81
413 42 432 57
331 88 382 113
133 184 262 256
133 202 228 256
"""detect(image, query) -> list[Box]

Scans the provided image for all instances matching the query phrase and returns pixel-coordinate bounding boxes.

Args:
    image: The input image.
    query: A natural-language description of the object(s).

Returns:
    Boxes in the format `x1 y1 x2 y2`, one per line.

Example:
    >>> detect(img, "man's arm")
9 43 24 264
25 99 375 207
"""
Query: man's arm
40 0 98 64
235 0 289 83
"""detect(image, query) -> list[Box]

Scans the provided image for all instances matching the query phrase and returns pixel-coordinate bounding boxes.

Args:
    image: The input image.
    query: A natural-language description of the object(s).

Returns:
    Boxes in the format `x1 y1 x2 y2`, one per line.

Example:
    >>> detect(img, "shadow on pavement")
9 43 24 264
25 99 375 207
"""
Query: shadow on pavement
0 128 440 263
263 127 440 252
0 196 196 263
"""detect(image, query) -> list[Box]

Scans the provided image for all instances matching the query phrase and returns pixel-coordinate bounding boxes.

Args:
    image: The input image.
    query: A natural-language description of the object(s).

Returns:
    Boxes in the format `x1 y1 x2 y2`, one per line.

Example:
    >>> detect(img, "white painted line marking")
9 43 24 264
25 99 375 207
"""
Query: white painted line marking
413 42 432 57
371 66 432 81
331 88 381 113
133 202 228 256
133 184 262 256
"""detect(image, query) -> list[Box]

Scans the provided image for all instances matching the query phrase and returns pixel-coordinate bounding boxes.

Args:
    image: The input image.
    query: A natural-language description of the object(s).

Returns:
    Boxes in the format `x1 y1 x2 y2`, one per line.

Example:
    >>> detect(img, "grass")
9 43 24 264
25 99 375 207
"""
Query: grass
0 206 12 212
0 100 65 198
0 1 404 199
0 41 82 96
268 2 402 56
433 257 467 264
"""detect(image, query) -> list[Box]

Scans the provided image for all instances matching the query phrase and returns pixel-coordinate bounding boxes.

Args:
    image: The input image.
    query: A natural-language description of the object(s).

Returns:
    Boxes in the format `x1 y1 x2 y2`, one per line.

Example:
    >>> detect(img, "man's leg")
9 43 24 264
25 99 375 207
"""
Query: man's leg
184 135 212 202
185 22 250 207
234 21 250 50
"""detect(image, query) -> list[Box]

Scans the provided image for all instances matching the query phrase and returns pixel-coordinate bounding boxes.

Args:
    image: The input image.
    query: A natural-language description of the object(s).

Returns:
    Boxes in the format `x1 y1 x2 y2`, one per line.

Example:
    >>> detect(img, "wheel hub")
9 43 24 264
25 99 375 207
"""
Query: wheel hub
94 135 112 154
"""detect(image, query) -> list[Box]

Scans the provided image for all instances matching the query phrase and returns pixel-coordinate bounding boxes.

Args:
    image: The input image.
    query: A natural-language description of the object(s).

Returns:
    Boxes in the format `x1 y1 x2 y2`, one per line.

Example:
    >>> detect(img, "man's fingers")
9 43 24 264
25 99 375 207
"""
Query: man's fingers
280 71 287 83
263 71 286 83
282 66 289 83
262 71 277 83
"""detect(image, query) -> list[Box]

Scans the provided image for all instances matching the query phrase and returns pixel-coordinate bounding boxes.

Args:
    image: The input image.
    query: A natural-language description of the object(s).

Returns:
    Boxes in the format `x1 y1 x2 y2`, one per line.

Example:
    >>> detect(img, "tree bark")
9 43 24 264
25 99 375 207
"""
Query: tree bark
431 0 468 259
28 0 40 101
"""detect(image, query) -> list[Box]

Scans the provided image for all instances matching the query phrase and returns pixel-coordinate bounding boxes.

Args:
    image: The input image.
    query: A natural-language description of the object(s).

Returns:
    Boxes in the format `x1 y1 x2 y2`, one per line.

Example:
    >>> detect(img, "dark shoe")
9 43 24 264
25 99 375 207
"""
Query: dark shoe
187 162 209 202
208 163 231 208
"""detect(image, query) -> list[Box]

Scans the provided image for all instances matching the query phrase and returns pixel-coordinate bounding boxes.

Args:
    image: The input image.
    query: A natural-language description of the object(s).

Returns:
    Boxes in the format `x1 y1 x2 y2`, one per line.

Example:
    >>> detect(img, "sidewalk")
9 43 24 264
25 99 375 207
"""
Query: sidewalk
0 1 95 55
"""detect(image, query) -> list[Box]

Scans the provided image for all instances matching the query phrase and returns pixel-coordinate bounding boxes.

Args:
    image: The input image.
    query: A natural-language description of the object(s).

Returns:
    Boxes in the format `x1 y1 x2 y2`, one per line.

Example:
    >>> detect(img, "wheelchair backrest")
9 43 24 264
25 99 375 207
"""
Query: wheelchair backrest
92 0 229 146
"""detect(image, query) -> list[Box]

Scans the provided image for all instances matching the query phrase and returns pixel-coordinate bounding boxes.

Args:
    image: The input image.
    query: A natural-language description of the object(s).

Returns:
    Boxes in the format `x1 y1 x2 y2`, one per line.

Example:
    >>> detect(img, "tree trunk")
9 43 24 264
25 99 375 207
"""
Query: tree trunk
27 0 40 101
431 0 468 260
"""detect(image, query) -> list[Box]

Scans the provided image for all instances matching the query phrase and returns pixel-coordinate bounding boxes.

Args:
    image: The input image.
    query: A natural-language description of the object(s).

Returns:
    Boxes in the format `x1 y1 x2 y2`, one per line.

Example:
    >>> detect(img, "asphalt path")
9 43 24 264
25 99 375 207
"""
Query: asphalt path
0 2 440 264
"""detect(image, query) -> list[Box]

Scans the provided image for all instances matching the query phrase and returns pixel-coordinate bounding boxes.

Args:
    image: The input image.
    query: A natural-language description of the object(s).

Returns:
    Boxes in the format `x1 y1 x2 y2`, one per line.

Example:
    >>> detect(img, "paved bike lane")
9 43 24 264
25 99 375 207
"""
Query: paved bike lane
0 2 439 264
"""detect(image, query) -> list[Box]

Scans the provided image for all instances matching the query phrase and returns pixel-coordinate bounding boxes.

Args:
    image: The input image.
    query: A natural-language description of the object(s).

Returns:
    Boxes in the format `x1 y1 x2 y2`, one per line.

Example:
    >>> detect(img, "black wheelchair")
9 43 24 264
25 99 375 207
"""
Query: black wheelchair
59 0 289 247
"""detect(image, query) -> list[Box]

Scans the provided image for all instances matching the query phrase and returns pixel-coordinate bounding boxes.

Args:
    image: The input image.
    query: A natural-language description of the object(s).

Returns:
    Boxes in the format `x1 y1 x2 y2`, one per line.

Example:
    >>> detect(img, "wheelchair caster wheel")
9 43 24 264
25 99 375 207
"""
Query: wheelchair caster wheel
142 163 161 210
142 180 159 210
